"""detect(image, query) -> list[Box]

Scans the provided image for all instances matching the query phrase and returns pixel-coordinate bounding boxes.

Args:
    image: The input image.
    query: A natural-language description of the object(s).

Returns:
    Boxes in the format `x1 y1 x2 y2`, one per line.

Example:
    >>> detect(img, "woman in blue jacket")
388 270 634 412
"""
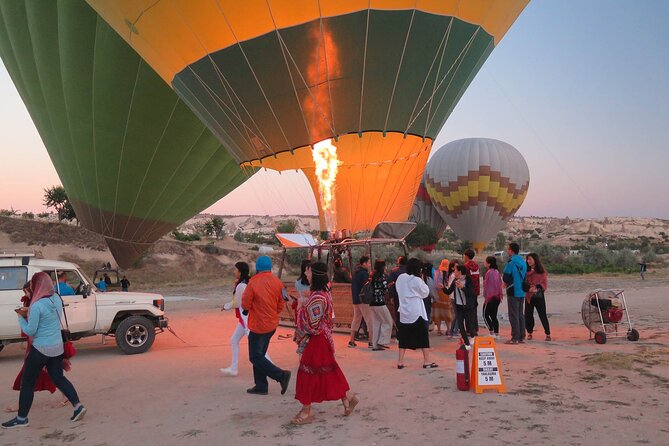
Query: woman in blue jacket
2 272 86 429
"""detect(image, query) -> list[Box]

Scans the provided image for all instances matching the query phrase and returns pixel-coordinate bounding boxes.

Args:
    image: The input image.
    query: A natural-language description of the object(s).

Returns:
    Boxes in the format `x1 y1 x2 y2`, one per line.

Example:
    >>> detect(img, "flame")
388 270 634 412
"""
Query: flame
312 138 339 231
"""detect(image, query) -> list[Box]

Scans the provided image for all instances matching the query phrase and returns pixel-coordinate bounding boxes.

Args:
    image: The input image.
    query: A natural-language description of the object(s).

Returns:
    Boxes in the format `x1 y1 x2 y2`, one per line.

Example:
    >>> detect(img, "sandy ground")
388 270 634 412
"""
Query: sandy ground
1 275 668 445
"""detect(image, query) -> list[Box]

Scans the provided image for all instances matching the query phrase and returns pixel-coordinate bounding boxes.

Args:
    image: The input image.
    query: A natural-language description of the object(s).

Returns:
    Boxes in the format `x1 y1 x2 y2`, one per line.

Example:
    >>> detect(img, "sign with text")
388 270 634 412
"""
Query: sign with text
471 337 506 393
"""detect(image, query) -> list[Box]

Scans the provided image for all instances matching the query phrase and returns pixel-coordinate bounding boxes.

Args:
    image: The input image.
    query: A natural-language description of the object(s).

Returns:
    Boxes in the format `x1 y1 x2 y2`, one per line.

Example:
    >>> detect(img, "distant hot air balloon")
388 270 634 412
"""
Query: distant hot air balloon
410 177 447 237
0 0 251 267
425 138 530 251
86 0 529 233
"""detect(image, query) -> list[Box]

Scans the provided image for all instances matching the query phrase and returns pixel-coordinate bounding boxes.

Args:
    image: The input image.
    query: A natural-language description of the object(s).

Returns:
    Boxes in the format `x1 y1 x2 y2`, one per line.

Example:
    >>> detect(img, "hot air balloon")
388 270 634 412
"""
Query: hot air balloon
425 138 530 251
0 0 251 267
410 176 447 237
86 0 529 233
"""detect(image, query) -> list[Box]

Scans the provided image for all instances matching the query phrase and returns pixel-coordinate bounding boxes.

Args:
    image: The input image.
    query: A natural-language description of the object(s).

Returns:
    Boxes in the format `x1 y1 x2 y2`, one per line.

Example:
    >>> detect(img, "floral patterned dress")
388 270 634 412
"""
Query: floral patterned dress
294 290 350 405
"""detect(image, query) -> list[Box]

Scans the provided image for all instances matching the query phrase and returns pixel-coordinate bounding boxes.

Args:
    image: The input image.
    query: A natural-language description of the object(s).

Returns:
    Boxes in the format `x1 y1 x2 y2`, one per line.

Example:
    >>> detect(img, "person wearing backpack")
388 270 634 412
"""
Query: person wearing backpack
348 256 373 348
503 242 527 345
369 260 393 351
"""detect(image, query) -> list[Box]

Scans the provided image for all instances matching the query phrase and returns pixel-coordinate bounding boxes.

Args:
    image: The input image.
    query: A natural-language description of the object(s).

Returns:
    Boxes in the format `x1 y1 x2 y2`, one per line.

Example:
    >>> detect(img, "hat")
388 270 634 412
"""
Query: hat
438 259 450 271
256 255 272 272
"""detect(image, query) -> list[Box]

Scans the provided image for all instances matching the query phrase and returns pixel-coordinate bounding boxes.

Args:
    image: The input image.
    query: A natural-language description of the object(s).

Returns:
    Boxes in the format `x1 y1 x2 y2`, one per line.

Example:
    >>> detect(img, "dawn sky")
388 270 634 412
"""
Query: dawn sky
1 0 668 219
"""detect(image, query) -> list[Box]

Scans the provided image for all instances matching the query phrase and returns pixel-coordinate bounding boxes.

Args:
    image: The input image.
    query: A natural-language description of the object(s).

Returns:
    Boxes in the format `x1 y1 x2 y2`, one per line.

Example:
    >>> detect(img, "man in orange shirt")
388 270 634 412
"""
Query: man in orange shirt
241 256 291 395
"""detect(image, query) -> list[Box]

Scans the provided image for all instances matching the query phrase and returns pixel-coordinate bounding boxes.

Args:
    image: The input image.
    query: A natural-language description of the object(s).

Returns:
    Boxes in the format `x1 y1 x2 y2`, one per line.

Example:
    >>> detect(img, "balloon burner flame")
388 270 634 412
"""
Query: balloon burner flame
312 138 339 231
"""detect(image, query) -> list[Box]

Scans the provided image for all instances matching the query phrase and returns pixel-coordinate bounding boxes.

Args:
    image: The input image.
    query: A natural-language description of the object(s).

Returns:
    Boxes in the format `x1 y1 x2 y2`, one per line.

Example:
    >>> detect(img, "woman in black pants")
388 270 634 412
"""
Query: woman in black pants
525 253 551 341
2 272 85 429
445 266 476 350
482 256 504 338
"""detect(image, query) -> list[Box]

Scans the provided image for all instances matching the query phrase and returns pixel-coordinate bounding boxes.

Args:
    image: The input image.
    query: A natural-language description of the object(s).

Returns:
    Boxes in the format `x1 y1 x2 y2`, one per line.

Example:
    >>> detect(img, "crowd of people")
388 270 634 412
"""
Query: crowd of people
212 243 550 425
2 243 549 429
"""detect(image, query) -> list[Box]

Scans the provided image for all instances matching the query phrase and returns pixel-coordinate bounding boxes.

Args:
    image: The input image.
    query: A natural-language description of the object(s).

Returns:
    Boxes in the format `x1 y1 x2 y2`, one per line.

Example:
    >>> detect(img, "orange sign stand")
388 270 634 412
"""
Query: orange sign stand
471 336 506 394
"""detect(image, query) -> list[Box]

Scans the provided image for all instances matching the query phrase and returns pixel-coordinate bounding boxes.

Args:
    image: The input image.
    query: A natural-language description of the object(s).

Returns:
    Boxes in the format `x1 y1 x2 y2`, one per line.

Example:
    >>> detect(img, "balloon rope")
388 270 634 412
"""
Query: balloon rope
383 7 417 134
423 19 453 138
404 17 453 136
358 4 371 135
170 1 271 162
424 28 482 133
317 0 337 136
216 4 293 152
405 27 480 134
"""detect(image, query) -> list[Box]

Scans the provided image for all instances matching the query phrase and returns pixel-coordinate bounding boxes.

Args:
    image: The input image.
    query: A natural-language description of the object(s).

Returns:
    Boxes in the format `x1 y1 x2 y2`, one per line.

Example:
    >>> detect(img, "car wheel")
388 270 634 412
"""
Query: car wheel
594 331 607 345
115 316 156 354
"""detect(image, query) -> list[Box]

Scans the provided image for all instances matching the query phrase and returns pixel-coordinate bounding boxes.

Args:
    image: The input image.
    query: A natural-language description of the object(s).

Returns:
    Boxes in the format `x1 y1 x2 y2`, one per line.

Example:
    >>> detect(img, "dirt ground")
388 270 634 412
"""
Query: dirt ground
1 275 668 445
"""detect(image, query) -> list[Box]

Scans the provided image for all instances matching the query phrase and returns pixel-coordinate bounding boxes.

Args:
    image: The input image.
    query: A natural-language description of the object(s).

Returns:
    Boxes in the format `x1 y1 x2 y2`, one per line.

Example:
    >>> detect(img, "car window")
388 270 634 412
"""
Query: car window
0 267 28 291
50 270 85 295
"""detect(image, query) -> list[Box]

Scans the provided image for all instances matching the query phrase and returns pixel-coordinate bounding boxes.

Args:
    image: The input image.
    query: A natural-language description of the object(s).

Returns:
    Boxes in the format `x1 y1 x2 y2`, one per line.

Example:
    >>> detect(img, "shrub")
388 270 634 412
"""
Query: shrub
276 219 298 233
172 230 201 242
21 212 34 219
406 222 438 248
37 212 50 218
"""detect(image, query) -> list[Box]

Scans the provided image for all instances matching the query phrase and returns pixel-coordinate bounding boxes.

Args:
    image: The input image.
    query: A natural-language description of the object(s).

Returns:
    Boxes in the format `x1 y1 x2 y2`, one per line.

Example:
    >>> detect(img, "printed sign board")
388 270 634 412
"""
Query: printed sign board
471 336 506 393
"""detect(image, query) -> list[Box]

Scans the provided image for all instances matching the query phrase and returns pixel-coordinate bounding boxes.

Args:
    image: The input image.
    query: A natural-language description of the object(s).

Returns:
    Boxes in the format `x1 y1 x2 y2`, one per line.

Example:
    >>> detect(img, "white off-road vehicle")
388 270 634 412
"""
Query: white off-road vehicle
0 251 168 355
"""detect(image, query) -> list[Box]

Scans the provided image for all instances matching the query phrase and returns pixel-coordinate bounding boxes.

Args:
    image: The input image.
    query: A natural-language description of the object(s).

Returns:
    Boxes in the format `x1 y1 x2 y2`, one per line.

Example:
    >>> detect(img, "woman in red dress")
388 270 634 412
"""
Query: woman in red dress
5 283 57 413
292 262 359 425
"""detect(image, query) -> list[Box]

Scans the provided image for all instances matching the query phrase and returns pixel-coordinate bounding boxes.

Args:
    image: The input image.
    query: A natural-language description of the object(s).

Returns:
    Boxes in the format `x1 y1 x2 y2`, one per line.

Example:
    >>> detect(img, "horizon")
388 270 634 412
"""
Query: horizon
1 1 668 220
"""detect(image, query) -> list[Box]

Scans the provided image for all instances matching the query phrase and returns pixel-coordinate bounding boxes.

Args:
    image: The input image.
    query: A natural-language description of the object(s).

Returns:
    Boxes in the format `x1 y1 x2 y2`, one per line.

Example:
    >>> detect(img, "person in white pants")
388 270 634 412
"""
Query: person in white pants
220 262 271 376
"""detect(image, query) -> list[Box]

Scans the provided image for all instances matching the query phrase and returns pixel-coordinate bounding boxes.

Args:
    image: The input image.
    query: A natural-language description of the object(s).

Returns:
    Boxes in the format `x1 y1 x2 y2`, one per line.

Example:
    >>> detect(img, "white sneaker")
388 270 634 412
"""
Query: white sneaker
223 302 233 311
220 367 238 377
493 333 500 339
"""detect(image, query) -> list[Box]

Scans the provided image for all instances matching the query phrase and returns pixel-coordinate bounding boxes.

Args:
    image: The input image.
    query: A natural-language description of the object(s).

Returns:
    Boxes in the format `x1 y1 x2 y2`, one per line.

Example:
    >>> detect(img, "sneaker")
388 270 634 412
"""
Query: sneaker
2 417 29 429
464 344 472 351
70 405 86 422
545 335 552 342
220 367 238 377
279 371 292 395
493 333 500 339
368 343 373 349
246 386 268 395
347 341 357 348
527 333 533 340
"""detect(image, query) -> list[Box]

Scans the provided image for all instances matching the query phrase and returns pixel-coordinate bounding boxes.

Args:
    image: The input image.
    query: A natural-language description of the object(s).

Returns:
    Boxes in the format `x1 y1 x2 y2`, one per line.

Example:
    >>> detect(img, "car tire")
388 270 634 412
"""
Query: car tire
115 316 155 354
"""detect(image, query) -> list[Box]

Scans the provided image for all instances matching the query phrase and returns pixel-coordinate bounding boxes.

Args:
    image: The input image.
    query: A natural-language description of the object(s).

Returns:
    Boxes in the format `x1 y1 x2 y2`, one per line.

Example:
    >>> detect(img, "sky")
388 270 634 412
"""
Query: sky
1 0 668 219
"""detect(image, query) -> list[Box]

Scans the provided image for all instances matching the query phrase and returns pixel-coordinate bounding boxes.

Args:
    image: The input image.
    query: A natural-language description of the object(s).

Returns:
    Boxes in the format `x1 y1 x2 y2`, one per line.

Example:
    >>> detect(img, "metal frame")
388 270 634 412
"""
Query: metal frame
582 288 635 341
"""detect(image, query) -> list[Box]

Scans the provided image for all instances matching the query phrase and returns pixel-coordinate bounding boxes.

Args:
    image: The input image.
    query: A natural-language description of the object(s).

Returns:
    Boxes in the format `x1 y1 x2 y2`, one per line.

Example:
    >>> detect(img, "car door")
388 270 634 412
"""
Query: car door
0 266 28 339
51 269 96 333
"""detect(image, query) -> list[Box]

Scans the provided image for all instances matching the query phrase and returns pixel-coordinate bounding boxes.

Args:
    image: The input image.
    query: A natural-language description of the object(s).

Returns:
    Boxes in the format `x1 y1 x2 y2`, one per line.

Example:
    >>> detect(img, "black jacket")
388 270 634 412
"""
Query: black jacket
351 266 369 305
445 276 476 309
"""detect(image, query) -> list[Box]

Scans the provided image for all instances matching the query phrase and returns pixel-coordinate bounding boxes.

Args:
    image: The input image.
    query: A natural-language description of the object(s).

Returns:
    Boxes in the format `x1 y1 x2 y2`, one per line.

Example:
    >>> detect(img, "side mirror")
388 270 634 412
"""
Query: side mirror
83 284 92 297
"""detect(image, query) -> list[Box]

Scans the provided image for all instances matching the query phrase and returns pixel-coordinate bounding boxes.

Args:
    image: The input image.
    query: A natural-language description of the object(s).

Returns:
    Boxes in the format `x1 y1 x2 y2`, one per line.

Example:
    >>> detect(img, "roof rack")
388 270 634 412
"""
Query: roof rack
0 248 36 258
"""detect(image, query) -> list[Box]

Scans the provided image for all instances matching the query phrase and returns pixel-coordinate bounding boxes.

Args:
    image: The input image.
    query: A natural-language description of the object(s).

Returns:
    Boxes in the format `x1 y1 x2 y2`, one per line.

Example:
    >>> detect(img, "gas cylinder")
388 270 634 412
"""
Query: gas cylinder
456 344 470 391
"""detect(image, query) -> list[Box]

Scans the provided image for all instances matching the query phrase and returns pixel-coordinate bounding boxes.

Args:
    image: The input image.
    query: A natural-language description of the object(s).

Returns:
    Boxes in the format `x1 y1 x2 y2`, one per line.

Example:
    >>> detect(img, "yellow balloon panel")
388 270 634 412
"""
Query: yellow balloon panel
244 132 430 232
86 0 529 84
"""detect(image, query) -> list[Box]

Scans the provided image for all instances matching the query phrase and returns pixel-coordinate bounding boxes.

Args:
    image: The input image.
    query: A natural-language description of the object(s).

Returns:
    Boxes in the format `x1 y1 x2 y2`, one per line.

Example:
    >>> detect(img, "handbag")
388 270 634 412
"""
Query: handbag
533 285 545 299
56 296 76 359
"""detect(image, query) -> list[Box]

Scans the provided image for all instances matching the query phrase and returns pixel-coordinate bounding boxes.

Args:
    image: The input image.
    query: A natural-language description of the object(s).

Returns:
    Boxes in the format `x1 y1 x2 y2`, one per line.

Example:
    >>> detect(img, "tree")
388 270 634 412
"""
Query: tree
494 232 507 250
276 219 298 233
406 222 438 248
43 185 77 221
203 217 225 239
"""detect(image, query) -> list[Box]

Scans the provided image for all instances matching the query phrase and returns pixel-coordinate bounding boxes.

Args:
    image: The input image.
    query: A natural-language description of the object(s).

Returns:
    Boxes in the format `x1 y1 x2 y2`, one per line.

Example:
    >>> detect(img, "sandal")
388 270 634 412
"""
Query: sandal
344 395 359 416
291 411 314 425
527 334 533 340
545 335 552 341
422 363 439 369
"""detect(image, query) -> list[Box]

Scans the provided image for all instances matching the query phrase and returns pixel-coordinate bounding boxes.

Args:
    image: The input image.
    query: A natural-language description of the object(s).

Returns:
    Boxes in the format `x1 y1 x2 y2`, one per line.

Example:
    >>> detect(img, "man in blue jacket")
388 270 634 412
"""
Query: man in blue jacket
503 242 527 344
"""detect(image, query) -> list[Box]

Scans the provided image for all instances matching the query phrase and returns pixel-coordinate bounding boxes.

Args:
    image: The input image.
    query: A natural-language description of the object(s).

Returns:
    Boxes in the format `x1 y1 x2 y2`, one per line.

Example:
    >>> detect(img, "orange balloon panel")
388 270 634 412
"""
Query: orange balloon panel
245 132 431 232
